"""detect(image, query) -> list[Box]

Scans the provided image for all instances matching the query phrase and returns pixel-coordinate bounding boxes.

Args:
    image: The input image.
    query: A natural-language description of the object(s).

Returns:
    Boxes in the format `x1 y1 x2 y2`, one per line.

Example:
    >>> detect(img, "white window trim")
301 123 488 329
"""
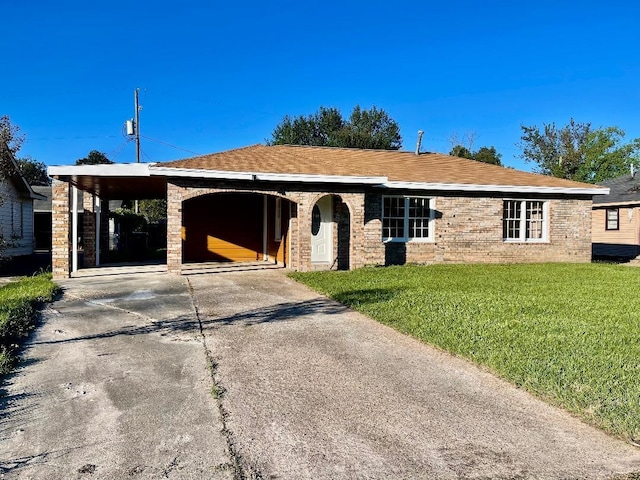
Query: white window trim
503 199 549 243
382 195 435 243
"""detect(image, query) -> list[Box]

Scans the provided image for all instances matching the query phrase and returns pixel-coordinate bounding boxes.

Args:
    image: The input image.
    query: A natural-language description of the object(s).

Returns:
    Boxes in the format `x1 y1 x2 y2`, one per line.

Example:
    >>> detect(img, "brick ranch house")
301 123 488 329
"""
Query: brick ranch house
48 144 608 279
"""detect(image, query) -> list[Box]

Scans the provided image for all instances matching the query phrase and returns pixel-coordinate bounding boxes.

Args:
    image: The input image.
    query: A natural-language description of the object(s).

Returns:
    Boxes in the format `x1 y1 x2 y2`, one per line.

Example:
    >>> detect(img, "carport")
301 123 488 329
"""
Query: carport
48 160 373 279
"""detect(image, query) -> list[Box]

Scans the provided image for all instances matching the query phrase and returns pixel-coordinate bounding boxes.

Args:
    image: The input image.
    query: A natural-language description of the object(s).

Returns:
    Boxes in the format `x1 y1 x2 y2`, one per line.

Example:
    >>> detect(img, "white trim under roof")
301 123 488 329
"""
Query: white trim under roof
48 163 154 177
149 166 388 185
381 181 609 196
47 163 609 195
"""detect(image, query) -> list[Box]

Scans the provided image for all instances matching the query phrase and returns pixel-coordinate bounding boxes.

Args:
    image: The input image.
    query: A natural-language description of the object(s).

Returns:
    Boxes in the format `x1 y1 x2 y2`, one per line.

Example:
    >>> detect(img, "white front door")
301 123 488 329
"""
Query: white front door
311 196 332 263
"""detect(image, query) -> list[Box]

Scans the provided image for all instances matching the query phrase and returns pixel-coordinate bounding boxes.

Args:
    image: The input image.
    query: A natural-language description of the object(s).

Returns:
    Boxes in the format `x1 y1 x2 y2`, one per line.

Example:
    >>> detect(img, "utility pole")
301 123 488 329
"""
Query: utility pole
134 88 141 213
135 88 141 164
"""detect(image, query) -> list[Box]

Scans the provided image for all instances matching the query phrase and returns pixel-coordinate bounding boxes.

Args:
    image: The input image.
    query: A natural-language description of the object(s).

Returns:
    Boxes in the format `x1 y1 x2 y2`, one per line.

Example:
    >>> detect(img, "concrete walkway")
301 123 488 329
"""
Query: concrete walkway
1 266 640 479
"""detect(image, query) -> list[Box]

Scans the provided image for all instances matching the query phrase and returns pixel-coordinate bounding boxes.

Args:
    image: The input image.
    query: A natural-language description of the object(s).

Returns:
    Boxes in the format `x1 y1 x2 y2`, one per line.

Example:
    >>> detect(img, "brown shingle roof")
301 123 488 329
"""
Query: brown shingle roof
158 144 604 191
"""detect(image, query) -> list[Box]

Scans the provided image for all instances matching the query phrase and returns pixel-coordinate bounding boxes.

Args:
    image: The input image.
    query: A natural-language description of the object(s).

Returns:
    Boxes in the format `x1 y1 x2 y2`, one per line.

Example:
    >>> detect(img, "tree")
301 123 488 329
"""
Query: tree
519 119 590 180
0 115 25 179
1 116 29 258
518 119 640 183
449 145 473 159
75 150 113 165
579 127 640 183
449 144 502 166
139 199 167 224
473 146 502 166
15 156 50 186
268 105 402 150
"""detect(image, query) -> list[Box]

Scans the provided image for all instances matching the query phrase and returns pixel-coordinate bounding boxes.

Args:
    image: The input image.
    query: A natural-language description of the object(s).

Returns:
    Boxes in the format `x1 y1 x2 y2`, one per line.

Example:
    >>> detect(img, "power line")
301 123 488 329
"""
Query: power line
140 134 201 155
108 140 130 162
29 135 118 141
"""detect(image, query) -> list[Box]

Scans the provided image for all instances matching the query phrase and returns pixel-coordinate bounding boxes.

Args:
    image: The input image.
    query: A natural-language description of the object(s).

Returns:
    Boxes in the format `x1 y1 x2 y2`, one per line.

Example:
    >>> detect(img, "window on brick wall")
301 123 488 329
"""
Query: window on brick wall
605 208 619 231
382 196 434 242
503 199 548 242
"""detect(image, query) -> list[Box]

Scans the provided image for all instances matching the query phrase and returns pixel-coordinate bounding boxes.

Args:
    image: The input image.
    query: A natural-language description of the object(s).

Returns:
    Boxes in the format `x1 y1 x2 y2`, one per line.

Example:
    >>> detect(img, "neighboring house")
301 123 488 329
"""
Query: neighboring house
48 144 607 279
31 185 119 253
32 185 52 252
0 150 45 258
592 171 640 260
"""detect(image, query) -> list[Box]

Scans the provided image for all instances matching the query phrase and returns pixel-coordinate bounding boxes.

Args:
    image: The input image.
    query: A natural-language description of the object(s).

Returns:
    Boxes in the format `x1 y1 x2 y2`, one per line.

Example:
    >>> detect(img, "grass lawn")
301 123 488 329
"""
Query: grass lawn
0 273 59 375
290 263 640 443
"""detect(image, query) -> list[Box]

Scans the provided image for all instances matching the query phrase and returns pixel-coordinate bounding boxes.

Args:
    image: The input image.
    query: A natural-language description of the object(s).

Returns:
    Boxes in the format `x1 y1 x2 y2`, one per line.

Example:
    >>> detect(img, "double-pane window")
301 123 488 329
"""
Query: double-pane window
383 196 433 242
503 200 547 241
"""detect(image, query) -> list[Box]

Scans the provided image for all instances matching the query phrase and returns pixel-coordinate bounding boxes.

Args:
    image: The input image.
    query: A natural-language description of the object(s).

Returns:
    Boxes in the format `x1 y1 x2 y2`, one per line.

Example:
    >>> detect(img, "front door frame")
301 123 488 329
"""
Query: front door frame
311 195 333 263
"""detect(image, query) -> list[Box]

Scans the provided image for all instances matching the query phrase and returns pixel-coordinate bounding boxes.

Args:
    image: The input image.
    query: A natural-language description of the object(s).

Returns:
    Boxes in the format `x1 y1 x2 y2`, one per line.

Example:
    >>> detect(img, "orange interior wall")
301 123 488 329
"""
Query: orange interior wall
183 193 262 262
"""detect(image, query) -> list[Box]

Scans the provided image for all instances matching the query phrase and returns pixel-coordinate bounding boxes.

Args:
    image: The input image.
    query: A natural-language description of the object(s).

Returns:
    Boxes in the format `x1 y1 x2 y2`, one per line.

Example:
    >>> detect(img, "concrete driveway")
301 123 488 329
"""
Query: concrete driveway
1 264 640 479
0 267 234 479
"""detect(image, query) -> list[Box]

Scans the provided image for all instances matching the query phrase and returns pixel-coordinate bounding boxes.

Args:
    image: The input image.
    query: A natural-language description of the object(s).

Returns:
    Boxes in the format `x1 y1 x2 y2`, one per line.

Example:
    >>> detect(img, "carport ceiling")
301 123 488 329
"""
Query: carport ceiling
65 175 167 200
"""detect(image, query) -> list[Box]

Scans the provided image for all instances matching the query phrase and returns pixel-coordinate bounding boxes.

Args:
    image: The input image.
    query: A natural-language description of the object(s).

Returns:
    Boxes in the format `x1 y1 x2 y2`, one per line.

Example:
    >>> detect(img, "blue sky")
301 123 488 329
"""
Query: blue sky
3 0 639 171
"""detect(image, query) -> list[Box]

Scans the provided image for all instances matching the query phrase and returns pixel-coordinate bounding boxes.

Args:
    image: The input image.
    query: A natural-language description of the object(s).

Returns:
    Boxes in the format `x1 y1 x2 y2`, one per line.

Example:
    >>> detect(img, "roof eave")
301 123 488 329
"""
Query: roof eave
48 163 155 177
150 166 387 185
382 181 609 196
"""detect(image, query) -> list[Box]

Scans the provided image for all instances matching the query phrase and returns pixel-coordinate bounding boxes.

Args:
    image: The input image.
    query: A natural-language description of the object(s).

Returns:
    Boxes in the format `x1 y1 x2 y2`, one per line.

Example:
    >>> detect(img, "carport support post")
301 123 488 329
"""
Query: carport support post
51 178 71 279
83 192 97 268
96 197 101 266
166 182 183 274
72 186 79 273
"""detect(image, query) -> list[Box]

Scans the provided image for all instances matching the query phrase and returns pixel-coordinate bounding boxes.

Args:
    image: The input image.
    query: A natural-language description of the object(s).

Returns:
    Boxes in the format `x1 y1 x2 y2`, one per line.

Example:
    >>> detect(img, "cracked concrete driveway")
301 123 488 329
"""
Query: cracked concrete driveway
188 267 640 479
1 264 640 479
0 268 233 480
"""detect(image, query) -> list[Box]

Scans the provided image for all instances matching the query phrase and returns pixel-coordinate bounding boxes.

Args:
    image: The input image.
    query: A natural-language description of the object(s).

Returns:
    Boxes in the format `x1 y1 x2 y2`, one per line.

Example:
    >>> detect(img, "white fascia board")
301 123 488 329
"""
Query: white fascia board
382 181 609 196
150 166 387 184
593 200 640 208
48 163 155 177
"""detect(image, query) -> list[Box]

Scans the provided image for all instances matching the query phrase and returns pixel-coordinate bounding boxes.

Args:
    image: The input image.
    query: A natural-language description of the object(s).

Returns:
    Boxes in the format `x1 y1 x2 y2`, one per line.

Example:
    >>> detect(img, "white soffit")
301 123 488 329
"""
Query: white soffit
382 181 609 196
149 166 388 184
48 163 155 177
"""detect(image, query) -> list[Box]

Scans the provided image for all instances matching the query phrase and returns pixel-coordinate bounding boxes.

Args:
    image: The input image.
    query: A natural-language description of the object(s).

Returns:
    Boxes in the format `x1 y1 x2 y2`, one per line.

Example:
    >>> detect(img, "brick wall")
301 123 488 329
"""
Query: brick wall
51 179 70 279
166 180 366 272
53 177 593 277
362 193 592 266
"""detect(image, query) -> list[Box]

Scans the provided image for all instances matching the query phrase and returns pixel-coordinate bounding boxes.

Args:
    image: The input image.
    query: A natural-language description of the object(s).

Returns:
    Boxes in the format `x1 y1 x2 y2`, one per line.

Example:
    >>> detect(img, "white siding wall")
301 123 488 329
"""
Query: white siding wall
0 180 35 257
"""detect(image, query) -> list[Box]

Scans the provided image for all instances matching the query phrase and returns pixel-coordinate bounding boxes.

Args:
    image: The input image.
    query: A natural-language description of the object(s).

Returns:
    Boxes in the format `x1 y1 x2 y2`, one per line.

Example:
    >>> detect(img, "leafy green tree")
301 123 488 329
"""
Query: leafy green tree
139 199 167 224
579 127 640 183
518 120 640 183
15 157 50 186
519 119 590 180
473 146 502 166
269 107 344 147
268 105 402 150
75 150 113 165
449 145 473 159
338 106 402 150
449 144 502 165
0 116 24 178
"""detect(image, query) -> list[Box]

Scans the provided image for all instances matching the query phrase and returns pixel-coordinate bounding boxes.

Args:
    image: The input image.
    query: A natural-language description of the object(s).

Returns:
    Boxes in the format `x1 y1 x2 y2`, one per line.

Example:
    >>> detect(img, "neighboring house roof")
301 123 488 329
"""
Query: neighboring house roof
32 185 52 212
1 144 45 201
49 144 609 197
155 144 606 195
593 173 640 206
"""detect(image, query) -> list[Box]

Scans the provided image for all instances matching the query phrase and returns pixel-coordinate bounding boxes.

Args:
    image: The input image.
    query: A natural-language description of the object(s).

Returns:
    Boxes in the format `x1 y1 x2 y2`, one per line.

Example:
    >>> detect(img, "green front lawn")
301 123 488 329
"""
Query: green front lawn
0 273 59 375
291 263 640 442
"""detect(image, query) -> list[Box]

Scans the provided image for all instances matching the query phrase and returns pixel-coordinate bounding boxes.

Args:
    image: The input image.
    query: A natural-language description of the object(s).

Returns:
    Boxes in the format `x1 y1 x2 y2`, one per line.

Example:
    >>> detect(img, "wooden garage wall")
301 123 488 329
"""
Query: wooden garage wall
183 193 262 262
182 193 291 264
